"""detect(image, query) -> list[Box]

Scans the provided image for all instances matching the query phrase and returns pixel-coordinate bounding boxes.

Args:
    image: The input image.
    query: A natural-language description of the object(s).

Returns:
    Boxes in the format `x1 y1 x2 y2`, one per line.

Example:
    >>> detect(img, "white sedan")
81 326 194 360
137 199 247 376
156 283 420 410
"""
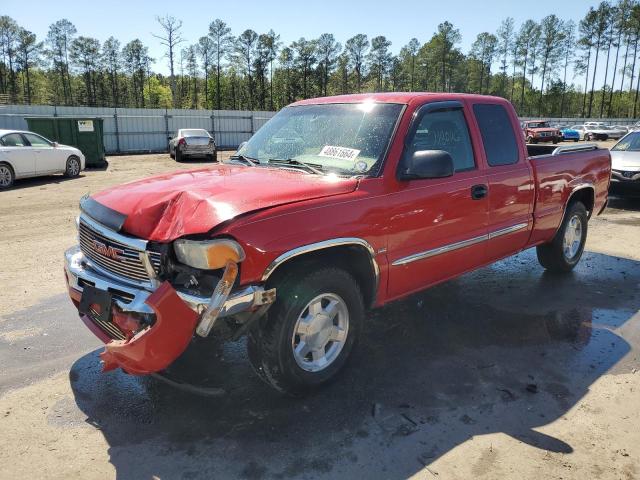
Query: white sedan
0 129 85 189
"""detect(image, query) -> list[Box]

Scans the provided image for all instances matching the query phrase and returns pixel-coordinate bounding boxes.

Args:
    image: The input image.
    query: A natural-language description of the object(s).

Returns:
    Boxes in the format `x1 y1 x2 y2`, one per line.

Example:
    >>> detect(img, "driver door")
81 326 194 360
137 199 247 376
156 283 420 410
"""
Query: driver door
386 101 489 299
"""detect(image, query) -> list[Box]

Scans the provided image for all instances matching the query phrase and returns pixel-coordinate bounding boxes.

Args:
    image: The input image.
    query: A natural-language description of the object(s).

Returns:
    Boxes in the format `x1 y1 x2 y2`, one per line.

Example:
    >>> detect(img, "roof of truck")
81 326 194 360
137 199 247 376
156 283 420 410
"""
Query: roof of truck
290 92 510 106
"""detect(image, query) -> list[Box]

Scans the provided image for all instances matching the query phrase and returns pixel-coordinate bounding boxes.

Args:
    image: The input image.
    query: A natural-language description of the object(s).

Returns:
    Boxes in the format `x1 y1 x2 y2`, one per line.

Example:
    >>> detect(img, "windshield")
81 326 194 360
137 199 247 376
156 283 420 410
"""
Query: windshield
527 122 550 128
237 102 403 175
181 129 209 137
612 132 640 151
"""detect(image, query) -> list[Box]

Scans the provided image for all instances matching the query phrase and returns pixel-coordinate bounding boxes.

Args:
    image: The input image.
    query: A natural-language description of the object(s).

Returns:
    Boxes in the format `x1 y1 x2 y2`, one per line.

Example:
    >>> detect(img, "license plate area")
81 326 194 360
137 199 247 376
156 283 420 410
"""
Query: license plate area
79 285 113 323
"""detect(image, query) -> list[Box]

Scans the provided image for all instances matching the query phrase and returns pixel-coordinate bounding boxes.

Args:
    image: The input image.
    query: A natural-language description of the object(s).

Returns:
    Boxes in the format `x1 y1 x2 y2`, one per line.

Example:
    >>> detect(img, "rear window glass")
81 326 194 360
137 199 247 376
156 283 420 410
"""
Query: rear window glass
181 129 209 137
474 104 519 166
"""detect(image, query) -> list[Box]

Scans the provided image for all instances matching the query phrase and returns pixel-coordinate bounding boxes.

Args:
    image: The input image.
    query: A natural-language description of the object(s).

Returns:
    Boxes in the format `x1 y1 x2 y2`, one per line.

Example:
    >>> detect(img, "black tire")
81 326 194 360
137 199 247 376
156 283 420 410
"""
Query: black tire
64 156 81 178
526 135 535 144
169 147 175 159
574 138 579 142
0 162 15 189
247 266 364 395
552 137 558 144
175 147 183 162
206 152 217 162
536 201 588 273
585 133 593 141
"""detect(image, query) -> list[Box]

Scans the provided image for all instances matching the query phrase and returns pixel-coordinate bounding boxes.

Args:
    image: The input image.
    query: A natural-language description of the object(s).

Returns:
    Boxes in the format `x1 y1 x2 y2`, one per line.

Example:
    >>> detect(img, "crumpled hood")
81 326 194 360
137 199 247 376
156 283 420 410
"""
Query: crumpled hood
91 164 359 242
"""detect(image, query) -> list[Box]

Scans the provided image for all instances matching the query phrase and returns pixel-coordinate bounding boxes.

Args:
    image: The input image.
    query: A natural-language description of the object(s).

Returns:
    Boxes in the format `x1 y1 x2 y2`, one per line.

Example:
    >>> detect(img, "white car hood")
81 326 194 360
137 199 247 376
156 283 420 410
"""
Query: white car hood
611 150 640 171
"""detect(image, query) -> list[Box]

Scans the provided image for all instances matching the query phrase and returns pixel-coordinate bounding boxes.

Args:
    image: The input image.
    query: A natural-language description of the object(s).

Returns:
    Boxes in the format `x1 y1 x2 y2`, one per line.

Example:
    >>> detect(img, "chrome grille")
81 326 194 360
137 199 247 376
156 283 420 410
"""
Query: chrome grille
79 220 161 284
87 307 126 340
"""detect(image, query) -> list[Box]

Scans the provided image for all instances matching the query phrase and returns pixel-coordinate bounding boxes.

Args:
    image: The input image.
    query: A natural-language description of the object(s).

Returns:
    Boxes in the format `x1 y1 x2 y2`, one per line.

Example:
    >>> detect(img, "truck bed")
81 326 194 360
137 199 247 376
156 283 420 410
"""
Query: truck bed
527 143 611 245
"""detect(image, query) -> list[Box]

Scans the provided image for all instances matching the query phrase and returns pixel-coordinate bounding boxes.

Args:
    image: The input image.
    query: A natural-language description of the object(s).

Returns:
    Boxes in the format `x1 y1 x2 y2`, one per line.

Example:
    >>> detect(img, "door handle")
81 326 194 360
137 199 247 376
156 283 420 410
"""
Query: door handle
471 184 488 200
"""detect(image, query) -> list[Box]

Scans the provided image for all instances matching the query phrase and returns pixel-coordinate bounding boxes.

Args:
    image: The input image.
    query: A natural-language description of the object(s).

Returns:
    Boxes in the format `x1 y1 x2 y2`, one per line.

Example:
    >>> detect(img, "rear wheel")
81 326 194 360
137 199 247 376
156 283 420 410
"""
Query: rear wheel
175 147 183 162
0 163 14 189
247 266 364 395
64 156 81 178
169 146 175 159
537 201 588 273
574 138 579 142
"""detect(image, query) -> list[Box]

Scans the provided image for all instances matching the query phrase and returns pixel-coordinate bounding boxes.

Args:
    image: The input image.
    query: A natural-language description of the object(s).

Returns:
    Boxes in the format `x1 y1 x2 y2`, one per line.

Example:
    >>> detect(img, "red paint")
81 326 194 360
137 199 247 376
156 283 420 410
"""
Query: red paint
522 120 561 143
70 92 611 374
99 282 199 375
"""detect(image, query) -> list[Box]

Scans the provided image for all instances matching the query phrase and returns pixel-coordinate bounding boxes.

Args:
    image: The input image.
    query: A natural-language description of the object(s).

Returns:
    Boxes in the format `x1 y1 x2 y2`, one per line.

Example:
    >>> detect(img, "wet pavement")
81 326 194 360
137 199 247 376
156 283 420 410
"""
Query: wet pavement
1 197 639 479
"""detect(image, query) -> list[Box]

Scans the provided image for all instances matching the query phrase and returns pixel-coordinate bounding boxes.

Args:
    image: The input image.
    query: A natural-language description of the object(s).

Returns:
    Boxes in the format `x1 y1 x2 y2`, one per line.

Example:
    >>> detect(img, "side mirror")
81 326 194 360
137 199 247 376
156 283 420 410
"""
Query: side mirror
398 150 454 180
52 141 59 147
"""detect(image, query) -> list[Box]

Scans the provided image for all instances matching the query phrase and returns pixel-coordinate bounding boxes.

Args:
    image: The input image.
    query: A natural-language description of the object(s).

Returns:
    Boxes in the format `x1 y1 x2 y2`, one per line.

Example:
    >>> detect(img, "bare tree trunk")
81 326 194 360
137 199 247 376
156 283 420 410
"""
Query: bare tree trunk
608 30 623 117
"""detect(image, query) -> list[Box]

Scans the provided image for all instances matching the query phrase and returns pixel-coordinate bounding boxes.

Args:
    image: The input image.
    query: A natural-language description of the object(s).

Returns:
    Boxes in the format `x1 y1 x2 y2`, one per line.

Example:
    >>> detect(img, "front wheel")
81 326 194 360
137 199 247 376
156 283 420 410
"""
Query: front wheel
64 156 81 177
537 201 588 273
247 266 364 395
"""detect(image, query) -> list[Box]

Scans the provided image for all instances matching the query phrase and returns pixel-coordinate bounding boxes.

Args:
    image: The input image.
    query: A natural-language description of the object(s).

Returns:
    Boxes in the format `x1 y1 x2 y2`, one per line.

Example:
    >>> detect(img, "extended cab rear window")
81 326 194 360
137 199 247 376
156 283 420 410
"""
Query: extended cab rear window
473 104 519 166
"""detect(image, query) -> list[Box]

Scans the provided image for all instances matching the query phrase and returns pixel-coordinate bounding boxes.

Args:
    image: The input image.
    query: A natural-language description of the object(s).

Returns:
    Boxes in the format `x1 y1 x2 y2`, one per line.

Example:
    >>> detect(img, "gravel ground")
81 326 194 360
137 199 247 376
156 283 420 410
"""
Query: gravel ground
0 145 639 480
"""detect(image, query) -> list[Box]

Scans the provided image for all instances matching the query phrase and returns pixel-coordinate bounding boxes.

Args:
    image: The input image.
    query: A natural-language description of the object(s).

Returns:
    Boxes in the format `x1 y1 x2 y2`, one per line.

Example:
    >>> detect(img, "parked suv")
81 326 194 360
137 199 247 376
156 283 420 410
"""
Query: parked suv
522 120 561 144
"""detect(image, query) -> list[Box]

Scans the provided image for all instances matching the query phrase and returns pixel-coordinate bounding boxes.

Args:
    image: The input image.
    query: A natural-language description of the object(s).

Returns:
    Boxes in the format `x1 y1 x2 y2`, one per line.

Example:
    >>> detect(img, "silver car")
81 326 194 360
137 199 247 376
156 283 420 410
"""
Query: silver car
169 128 217 161
610 130 640 196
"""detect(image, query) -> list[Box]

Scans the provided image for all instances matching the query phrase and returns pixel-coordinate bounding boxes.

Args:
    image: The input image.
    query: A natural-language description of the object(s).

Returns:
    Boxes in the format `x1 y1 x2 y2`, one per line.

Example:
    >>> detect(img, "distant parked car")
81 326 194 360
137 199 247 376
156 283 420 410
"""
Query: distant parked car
559 126 580 142
169 129 217 162
598 125 627 140
609 130 640 196
570 125 609 141
0 129 85 189
522 120 561 144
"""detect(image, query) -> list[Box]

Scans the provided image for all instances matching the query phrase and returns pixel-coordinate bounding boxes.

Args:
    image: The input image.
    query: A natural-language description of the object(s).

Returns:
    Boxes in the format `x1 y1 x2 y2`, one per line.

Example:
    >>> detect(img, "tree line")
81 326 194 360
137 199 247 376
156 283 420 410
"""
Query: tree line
2 1 640 118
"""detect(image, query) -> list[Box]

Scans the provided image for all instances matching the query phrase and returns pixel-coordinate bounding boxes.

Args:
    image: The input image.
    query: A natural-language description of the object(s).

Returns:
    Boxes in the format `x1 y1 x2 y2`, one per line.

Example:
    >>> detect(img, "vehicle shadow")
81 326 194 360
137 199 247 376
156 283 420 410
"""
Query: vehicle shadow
1 173 86 191
68 249 639 479
607 194 640 211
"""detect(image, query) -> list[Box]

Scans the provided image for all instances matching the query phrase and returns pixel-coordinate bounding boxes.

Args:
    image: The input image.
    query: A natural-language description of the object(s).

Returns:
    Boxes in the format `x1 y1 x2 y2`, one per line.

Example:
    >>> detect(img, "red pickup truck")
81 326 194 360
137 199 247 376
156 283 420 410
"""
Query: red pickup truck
64 93 610 394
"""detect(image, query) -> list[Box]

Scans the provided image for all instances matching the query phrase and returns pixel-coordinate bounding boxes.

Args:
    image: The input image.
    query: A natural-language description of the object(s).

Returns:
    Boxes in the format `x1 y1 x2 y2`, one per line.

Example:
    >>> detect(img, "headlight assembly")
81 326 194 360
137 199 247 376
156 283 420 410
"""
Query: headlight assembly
174 238 246 270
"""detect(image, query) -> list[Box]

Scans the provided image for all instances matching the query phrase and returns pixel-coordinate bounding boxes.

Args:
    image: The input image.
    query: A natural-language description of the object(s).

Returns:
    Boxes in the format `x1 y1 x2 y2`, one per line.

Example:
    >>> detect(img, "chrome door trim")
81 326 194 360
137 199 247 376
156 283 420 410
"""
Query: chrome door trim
392 221 530 266
487 222 528 239
261 237 380 286
392 234 487 266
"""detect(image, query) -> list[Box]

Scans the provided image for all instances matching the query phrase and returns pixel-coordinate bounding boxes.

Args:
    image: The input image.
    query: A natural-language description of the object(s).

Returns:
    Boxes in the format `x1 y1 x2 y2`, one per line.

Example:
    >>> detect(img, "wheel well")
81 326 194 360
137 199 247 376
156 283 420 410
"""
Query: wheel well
0 161 14 172
568 187 595 217
264 245 378 308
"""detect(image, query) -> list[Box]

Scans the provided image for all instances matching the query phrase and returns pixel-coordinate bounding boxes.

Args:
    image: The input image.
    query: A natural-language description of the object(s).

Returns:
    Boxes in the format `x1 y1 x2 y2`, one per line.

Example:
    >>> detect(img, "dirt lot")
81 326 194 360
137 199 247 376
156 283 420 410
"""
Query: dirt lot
0 145 639 479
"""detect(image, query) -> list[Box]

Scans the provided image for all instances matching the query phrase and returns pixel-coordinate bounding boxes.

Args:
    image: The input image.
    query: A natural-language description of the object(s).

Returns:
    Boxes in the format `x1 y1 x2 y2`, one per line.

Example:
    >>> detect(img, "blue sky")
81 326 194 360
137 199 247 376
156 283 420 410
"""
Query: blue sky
5 0 603 81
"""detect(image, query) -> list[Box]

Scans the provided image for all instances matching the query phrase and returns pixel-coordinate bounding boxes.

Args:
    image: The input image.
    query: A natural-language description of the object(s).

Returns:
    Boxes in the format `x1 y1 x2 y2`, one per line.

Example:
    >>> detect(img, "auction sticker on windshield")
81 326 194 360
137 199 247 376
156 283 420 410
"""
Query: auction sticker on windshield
319 145 361 161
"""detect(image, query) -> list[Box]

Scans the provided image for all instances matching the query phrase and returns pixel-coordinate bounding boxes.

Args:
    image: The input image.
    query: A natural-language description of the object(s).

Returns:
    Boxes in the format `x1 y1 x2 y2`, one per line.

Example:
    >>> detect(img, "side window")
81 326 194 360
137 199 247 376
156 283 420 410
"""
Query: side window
406 108 475 172
1 133 26 147
473 104 519 166
23 133 52 147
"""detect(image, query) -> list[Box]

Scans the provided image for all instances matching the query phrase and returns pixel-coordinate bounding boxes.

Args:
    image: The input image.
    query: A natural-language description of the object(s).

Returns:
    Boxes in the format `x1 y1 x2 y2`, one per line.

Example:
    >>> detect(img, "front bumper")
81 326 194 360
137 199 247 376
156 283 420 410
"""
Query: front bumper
64 246 275 374
610 172 640 195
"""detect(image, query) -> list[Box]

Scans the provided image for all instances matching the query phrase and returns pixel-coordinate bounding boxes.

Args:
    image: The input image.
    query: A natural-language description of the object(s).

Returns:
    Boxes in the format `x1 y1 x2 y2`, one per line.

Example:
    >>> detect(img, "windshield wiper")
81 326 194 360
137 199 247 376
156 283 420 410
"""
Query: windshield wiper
268 158 324 175
229 154 259 166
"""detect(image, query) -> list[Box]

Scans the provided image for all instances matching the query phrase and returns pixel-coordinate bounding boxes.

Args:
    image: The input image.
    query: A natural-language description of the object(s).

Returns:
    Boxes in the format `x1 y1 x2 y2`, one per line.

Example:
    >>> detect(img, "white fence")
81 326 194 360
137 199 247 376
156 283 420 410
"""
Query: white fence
0 105 277 153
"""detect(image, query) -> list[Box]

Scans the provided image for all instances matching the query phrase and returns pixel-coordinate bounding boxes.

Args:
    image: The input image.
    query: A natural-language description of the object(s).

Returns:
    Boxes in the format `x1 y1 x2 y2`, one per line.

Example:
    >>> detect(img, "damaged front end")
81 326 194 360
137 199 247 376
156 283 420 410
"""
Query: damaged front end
64 214 275 376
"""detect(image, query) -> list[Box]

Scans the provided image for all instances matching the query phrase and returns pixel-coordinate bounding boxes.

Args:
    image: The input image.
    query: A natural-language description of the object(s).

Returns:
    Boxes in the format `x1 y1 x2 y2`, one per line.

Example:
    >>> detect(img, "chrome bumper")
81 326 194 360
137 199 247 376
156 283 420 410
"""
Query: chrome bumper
64 246 275 334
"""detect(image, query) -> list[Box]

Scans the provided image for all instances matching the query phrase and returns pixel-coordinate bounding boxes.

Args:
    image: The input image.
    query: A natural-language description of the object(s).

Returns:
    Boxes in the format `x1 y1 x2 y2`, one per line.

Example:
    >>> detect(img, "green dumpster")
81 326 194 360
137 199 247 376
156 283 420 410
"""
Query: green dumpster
25 117 106 167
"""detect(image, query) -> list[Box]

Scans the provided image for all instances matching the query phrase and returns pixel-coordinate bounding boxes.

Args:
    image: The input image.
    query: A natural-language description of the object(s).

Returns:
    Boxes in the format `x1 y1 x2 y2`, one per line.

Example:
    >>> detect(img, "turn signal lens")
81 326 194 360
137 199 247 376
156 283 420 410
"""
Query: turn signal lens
174 239 245 270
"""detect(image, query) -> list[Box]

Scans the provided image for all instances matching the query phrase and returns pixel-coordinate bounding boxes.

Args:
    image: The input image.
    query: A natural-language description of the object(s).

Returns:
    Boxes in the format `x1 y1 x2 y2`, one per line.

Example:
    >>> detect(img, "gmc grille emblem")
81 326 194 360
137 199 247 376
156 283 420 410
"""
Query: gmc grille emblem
92 239 124 261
